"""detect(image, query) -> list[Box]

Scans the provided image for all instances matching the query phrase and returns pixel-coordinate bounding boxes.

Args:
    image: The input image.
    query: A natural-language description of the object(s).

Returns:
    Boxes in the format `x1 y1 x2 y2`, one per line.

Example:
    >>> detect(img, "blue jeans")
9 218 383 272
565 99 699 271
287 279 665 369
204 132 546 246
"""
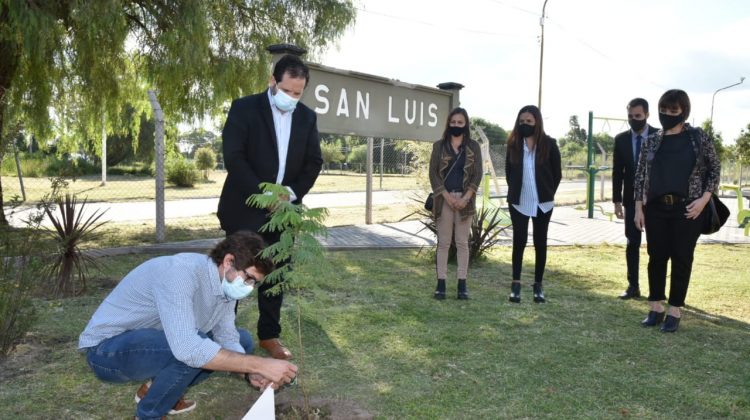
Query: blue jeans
86 328 253 419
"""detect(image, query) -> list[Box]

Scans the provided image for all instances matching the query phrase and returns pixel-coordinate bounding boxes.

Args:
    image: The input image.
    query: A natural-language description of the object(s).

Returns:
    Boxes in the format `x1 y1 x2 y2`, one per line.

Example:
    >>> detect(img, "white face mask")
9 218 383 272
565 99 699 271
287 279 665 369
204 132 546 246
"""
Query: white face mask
221 266 254 300
271 87 299 112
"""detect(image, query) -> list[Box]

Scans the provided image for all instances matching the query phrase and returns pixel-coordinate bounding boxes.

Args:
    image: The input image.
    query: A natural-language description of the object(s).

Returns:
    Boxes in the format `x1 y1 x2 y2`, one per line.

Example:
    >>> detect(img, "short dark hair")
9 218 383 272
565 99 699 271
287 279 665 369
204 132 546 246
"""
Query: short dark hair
658 89 691 120
273 55 310 86
627 97 649 113
209 231 274 275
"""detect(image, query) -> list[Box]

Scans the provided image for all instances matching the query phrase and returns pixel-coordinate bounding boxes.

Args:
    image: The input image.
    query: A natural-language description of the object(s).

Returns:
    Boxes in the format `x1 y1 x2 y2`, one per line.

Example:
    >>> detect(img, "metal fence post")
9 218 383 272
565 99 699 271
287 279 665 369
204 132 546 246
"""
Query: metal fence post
366 137 373 224
148 90 165 242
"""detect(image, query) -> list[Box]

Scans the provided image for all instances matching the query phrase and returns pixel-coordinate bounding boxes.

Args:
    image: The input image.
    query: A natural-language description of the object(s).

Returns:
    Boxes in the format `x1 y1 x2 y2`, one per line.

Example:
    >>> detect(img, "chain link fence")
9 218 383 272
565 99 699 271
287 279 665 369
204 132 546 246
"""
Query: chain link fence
4 132 748 234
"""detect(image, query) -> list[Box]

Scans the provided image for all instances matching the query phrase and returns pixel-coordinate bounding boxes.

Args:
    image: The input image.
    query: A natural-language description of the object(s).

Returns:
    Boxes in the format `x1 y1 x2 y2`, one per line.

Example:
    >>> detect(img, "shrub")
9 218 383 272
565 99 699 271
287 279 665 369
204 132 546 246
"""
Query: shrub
0 232 40 358
166 159 199 187
0 179 64 357
194 147 217 180
1 153 98 177
109 162 154 176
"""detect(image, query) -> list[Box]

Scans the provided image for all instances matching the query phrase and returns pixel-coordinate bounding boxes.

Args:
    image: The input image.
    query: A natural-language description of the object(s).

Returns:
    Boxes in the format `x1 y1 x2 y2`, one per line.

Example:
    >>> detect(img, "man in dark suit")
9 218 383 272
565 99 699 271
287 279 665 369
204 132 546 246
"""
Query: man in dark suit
612 98 657 299
218 54 323 359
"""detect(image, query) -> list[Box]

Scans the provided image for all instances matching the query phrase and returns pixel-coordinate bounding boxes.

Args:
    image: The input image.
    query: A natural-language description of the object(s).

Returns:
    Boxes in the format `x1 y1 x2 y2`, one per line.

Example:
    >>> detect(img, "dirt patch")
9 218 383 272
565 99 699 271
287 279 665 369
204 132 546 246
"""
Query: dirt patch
0 340 46 382
275 396 373 420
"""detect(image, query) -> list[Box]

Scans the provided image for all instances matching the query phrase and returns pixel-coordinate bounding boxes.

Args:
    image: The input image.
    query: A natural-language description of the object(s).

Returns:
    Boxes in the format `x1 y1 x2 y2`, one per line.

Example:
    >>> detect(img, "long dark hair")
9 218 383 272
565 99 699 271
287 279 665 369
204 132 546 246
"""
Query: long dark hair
507 105 550 164
441 107 471 153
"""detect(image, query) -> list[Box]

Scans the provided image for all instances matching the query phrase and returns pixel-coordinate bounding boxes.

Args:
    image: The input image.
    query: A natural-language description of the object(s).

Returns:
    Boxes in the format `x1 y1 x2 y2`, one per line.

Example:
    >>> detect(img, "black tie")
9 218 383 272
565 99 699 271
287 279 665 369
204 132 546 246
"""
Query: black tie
635 135 643 163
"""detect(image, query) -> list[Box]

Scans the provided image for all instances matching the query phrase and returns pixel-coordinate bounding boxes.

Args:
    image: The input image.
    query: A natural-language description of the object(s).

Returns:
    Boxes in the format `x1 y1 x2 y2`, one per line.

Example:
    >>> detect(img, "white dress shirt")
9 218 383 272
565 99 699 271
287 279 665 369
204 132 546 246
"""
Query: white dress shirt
512 139 554 217
267 89 297 201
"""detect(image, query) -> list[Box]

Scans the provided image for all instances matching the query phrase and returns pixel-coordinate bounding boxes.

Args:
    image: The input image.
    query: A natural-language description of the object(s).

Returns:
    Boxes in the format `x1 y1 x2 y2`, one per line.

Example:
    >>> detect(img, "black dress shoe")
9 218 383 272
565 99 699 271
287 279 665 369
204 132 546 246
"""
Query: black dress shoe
533 282 546 303
660 315 681 332
508 282 521 303
641 310 665 327
618 288 641 300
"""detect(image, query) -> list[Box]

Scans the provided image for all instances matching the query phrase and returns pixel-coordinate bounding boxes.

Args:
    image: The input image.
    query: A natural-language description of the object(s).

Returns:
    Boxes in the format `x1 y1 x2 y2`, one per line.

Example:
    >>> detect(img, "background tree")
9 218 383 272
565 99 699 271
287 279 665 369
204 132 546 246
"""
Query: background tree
0 0 356 225
194 146 217 180
702 119 727 162
592 132 614 156
736 124 750 164
559 115 588 146
320 141 344 170
735 124 750 186
178 129 217 159
471 117 508 145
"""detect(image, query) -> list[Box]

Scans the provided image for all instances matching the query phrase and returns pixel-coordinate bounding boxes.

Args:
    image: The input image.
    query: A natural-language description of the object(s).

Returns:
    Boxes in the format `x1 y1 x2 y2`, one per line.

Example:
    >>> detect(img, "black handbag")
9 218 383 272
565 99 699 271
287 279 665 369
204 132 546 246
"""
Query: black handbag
425 149 463 212
424 193 434 211
701 193 730 234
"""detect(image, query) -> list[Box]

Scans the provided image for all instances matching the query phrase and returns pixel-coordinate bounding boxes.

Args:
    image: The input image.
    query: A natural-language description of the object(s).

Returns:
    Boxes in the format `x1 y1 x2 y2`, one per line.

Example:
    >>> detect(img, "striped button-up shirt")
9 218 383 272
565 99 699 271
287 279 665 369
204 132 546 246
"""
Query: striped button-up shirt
78 253 244 368
512 139 554 217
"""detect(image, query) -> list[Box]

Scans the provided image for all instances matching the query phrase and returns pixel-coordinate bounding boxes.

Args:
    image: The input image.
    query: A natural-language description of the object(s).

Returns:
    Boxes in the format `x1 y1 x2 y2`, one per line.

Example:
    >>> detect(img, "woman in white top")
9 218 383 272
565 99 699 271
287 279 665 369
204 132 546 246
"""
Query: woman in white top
504 105 561 303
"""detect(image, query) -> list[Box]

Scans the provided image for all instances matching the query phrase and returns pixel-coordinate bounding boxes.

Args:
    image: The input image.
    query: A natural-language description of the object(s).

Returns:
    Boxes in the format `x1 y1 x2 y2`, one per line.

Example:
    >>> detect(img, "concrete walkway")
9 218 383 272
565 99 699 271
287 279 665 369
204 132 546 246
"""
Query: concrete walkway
85 197 750 258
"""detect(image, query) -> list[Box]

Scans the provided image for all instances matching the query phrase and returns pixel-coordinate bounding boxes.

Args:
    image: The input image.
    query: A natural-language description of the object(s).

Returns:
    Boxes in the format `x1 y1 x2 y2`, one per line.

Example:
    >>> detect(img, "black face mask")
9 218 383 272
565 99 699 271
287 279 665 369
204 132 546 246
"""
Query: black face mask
659 113 684 131
448 126 464 137
518 124 535 138
628 118 647 132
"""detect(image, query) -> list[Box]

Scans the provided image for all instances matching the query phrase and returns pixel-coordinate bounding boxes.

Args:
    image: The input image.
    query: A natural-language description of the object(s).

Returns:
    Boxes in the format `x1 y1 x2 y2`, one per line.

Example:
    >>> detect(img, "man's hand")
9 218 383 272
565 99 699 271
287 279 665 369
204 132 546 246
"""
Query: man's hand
247 373 273 390
614 202 624 219
256 358 298 387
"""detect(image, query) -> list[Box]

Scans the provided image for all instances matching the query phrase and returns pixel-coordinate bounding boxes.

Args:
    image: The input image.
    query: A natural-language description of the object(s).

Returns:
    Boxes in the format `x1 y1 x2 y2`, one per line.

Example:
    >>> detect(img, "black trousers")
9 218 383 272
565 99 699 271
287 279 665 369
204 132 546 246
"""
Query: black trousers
226 228 284 341
509 205 553 283
624 203 642 290
644 201 703 307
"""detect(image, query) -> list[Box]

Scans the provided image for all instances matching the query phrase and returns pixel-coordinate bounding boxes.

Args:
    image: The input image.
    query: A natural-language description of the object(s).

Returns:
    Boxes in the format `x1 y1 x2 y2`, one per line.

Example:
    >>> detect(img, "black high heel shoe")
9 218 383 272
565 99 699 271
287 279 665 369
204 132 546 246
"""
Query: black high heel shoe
641 310 665 327
660 315 681 332
508 282 521 303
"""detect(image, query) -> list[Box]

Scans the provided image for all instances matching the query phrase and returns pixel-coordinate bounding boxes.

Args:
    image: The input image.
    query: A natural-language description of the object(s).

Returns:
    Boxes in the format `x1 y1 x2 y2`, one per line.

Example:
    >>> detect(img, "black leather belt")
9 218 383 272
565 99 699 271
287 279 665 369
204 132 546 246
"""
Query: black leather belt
658 194 686 205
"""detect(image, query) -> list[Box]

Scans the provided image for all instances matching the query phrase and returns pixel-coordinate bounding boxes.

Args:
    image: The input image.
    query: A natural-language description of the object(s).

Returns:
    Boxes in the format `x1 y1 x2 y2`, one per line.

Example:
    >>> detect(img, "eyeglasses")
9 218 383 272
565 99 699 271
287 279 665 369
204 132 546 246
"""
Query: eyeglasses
233 266 257 287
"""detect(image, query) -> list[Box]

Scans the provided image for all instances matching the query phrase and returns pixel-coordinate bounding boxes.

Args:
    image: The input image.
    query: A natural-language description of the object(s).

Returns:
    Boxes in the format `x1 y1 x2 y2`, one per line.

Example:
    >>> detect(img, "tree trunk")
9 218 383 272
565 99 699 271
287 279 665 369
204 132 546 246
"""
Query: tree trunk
0 6 21 226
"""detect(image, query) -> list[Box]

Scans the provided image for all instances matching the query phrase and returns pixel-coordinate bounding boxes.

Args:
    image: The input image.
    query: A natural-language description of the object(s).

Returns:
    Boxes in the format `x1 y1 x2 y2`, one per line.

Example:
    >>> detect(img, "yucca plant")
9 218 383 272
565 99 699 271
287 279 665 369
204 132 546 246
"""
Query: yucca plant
43 194 108 297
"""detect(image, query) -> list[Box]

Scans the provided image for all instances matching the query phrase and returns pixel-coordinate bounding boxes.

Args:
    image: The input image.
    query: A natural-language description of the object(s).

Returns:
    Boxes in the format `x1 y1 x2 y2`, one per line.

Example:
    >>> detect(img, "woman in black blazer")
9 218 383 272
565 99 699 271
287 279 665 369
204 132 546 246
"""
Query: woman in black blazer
505 105 562 303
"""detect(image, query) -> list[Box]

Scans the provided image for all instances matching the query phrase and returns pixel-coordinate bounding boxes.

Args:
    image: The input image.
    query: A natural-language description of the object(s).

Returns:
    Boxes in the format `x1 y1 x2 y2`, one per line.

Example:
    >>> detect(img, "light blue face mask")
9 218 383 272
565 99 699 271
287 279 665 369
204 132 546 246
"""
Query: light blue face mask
272 87 299 112
221 266 254 300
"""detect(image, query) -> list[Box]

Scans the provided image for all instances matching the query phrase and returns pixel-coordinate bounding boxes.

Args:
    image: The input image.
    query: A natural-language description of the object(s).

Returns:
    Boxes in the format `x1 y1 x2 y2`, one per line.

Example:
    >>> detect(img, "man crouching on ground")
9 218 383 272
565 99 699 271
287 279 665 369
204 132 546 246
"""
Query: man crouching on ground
78 231 297 419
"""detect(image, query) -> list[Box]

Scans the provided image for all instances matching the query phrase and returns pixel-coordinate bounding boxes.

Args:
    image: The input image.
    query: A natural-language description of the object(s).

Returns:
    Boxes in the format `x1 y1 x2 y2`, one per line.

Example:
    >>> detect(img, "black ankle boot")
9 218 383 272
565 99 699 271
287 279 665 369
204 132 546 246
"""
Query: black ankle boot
434 279 446 300
533 282 546 303
457 279 469 300
509 282 521 303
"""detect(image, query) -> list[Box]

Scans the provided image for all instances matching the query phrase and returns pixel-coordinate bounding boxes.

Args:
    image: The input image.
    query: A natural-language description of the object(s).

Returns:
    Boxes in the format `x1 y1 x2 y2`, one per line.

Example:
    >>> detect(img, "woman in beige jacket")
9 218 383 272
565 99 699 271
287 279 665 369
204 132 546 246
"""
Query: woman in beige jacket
428 107 483 300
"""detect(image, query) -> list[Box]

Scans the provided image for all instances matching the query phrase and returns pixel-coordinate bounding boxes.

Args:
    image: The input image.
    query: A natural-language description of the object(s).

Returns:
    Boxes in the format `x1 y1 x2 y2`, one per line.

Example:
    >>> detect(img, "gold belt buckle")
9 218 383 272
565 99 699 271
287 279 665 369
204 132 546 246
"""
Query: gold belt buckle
664 195 674 205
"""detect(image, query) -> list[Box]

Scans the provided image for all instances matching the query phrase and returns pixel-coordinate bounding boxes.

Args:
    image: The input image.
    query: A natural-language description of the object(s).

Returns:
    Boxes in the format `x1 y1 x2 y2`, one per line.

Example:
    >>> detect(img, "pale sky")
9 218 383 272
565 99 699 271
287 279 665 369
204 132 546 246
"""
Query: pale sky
318 0 750 142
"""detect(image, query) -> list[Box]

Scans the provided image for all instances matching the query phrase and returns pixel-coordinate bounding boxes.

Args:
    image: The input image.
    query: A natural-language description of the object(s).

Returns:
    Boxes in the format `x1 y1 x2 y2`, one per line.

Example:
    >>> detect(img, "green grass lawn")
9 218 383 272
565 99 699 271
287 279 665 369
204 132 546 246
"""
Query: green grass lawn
1 245 748 419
